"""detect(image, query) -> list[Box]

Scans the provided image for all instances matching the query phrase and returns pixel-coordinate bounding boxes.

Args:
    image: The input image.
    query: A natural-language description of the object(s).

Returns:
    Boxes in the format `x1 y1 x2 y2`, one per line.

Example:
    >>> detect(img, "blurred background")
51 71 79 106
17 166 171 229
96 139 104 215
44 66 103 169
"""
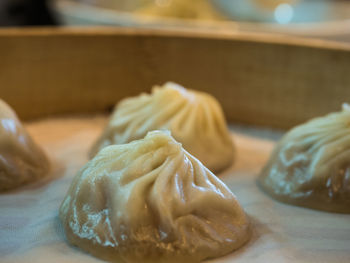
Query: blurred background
0 0 350 43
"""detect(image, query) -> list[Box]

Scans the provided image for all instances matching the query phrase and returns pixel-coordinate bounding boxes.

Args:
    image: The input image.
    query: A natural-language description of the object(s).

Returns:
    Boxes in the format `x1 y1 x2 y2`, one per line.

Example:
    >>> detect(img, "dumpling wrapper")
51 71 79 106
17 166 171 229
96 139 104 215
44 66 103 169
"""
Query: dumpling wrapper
60 131 250 263
259 104 350 214
0 99 49 191
90 82 235 173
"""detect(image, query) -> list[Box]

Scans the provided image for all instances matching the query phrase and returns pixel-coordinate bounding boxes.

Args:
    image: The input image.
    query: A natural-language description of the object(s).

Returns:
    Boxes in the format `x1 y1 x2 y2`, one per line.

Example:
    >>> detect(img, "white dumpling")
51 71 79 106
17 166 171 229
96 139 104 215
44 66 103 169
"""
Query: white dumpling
259 104 350 213
0 99 49 191
60 131 250 263
90 82 235 173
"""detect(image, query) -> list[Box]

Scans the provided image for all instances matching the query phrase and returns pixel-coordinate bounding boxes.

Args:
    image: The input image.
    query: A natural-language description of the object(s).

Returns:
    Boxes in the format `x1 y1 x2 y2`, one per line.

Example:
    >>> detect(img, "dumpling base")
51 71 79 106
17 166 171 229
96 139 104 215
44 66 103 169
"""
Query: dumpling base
258 176 350 214
63 225 251 263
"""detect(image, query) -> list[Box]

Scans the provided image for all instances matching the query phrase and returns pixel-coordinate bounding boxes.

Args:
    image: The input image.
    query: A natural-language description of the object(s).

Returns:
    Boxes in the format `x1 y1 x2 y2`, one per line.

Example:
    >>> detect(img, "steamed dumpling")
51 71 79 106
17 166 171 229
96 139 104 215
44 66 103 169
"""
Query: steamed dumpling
0 99 49 191
60 131 250 263
259 104 350 213
90 82 234 173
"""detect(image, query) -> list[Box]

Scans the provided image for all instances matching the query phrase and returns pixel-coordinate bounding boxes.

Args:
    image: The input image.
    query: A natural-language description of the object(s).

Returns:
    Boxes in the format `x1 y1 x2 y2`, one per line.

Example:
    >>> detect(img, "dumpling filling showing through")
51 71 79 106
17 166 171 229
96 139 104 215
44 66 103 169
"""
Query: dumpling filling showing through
0 99 49 191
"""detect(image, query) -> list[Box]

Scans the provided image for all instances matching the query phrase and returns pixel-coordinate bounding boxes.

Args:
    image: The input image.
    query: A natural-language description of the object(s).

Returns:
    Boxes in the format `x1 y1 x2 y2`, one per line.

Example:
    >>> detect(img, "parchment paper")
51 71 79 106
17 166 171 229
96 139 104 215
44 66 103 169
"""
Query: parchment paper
0 116 349 263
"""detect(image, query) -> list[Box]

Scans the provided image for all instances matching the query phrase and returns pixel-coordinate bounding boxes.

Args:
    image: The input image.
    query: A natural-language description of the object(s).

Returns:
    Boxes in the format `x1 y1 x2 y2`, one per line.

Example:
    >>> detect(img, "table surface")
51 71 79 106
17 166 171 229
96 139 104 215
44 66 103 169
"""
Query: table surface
0 116 349 263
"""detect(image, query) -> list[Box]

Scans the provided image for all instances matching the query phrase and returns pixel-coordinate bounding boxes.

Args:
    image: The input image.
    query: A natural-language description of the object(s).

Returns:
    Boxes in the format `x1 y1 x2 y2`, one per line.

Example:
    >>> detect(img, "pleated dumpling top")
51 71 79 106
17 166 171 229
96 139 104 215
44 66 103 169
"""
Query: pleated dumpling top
90 82 234 173
60 131 250 263
259 104 350 213
0 99 49 191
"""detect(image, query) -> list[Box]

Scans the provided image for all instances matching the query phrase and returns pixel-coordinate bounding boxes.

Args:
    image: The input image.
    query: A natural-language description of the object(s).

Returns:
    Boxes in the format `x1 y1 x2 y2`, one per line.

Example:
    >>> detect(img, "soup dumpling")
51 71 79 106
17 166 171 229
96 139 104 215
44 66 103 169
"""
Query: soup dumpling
90 82 234 173
259 104 350 213
61 131 250 263
0 99 49 191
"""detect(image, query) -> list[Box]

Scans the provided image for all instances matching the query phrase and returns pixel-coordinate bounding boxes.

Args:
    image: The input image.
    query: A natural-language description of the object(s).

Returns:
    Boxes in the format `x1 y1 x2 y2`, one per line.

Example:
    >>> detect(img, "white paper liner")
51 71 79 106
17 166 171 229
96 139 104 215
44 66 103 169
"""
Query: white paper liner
1 116 349 263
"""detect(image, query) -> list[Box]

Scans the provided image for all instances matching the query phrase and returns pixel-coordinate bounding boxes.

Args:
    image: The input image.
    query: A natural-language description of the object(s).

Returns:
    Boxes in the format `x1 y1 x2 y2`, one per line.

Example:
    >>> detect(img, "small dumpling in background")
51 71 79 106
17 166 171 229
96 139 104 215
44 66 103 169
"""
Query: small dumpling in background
0 99 49 191
135 0 224 20
258 104 350 214
90 82 235 173
61 131 250 263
